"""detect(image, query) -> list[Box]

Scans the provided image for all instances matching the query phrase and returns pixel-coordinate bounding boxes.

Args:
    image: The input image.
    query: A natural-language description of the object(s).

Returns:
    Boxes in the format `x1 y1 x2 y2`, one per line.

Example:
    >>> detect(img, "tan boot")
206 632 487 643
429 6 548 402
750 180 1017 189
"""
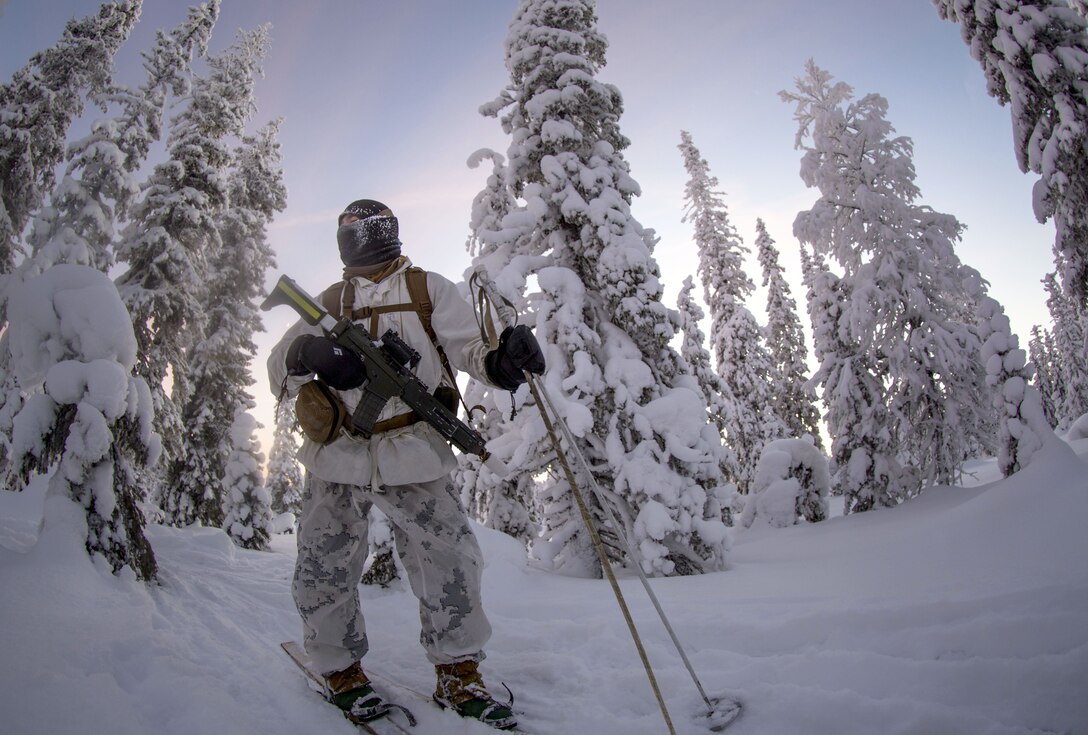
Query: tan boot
324 661 388 723
434 660 517 730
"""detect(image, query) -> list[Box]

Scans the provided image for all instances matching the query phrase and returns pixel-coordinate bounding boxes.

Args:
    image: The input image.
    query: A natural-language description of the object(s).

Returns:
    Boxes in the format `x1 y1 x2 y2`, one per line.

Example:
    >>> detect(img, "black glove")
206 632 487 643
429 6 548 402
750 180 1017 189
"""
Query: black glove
485 325 545 391
286 334 367 391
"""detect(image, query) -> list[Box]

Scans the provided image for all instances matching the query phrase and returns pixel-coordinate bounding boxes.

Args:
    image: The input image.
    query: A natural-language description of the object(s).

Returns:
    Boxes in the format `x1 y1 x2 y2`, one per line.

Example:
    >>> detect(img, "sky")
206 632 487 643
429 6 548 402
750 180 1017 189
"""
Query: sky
0 0 1059 458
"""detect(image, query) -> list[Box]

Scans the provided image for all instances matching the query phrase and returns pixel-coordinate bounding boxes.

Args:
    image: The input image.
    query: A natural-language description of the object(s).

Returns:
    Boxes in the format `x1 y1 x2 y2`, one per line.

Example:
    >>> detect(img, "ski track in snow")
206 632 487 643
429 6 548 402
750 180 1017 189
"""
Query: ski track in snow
1 439 1086 734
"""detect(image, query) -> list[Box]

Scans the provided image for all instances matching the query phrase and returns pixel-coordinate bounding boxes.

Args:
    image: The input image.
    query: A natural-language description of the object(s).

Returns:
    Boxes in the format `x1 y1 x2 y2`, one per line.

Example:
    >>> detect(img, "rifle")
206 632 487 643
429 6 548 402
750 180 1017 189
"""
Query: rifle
261 274 506 476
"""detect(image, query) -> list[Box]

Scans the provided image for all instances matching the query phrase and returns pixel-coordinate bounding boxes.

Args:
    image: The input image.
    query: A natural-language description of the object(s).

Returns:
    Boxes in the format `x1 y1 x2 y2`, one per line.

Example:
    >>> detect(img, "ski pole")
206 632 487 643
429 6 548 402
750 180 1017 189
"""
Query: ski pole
471 268 742 732
469 268 676 735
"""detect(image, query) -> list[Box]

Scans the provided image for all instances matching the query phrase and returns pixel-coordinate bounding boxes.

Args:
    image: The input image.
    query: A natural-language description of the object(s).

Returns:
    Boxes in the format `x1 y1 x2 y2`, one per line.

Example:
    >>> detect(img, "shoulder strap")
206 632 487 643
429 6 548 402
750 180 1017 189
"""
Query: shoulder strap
404 267 435 343
404 267 459 388
320 279 409 335
324 270 466 410
319 282 349 318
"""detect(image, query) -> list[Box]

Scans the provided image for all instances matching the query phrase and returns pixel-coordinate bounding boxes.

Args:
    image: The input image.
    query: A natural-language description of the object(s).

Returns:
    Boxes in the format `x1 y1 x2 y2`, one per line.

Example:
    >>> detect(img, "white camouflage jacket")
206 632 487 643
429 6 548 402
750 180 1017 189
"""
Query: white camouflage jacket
267 257 495 488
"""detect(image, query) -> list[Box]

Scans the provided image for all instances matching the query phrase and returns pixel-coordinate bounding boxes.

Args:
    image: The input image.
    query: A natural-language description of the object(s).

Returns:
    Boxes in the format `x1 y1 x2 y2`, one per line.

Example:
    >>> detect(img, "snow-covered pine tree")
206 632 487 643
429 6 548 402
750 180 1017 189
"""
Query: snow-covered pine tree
23 0 220 277
933 0 1088 316
1028 325 1063 427
466 149 518 266
8 265 159 579
453 148 537 544
169 114 282 529
464 0 729 577
962 267 1053 474
221 403 272 550
266 396 303 518
1042 271 1088 426
800 245 901 512
783 60 992 494
116 26 269 524
754 218 823 449
740 436 829 529
0 0 141 288
678 131 787 494
676 275 740 507
0 2 218 490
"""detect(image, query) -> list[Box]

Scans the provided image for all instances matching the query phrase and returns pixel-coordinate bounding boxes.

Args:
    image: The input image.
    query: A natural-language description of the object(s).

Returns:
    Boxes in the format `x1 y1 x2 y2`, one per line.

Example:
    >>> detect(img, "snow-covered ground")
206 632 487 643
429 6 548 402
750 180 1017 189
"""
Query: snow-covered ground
1 437 1086 735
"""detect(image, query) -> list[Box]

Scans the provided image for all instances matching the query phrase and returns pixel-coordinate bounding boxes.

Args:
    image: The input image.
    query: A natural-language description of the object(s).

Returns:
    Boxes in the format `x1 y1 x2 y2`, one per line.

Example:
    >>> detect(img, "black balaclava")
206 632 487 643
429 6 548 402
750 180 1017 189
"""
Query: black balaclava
336 198 402 267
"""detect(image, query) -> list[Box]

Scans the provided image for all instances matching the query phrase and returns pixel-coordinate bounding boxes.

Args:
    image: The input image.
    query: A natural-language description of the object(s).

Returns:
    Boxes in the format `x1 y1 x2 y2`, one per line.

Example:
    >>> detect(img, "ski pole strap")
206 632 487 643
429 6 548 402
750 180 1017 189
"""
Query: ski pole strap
468 270 506 349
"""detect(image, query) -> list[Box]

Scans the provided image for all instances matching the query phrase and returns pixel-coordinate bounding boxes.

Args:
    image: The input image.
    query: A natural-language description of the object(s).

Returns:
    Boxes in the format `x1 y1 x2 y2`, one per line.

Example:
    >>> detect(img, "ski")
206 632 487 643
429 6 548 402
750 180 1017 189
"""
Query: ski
372 664 740 733
281 641 417 734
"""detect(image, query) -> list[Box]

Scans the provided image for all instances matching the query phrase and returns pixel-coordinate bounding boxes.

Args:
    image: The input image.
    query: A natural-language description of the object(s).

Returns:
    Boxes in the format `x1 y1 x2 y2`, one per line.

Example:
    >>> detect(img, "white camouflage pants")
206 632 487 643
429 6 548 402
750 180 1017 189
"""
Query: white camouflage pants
293 473 492 675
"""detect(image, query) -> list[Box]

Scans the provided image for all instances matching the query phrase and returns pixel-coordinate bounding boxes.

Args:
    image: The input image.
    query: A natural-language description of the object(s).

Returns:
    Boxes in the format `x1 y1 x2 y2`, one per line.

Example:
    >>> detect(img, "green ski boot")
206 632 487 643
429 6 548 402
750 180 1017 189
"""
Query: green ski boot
434 660 517 730
325 661 389 724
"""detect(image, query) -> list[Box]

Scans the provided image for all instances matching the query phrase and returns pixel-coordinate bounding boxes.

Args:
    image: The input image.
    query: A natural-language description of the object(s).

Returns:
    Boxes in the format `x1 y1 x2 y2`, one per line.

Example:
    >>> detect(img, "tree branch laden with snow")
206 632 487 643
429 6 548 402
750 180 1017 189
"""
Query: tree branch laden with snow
7 265 158 579
460 0 729 577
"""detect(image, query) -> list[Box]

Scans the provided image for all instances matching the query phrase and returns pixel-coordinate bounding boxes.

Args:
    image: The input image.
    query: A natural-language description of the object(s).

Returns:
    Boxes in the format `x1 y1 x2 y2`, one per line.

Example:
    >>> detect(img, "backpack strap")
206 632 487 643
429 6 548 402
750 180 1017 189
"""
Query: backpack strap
320 269 468 412
320 280 417 336
404 267 458 392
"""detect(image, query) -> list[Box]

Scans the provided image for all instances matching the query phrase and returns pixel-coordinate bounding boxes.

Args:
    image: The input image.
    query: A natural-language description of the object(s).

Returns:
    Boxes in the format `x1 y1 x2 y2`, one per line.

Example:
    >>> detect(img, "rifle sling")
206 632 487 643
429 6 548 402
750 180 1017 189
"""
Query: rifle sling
350 409 422 437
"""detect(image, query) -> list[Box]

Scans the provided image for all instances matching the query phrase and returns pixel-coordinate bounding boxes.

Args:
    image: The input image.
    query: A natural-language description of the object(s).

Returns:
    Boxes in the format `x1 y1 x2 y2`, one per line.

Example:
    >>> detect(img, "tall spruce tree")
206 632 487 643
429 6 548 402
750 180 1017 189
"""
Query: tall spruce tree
266 396 303 518
0 0 141 288
678 130 787 494
169 114 283 528
676 275 739 519
116 26 269 524
221 403 272 550
933 1 1088 315
0 2 218 488
754 218 823 448
783 60 992 494
462 0 728 577
1042 272 1088 426
963 267 1053 475
800 246 900 512
1028 325 1063 427
0 0 140 483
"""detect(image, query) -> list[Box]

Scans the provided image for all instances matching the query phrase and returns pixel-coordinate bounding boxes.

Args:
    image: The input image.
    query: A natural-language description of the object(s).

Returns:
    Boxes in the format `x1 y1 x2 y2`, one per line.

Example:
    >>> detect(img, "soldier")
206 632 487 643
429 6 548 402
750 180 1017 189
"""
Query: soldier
268 199 544 730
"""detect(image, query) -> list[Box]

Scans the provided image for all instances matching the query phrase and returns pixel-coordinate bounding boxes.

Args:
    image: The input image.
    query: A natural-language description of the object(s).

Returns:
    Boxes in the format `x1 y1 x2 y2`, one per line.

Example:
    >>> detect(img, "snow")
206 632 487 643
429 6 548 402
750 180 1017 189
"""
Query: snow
741 437 829 529
1 439 1086 735
1068 413 1088 442
7 264 138 386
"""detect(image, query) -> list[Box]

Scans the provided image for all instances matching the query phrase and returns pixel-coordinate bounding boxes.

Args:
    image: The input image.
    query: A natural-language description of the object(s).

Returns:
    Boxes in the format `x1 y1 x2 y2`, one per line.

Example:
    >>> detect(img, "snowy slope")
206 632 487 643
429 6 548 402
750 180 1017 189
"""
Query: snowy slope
1 439 1086 735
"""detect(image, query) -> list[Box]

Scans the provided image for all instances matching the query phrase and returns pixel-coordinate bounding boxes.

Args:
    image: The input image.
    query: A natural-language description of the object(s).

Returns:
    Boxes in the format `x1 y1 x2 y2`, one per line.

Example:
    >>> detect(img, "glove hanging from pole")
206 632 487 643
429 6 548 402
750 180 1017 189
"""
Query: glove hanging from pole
485 325 545 391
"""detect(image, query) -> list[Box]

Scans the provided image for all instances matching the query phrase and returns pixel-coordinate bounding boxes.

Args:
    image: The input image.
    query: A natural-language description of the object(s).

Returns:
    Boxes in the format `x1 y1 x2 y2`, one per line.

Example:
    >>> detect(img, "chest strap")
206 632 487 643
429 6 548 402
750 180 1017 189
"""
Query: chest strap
318 268 456 384
316 269 466 425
